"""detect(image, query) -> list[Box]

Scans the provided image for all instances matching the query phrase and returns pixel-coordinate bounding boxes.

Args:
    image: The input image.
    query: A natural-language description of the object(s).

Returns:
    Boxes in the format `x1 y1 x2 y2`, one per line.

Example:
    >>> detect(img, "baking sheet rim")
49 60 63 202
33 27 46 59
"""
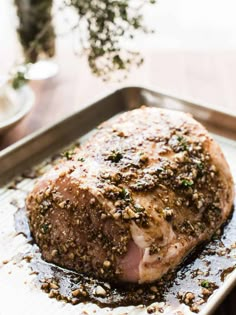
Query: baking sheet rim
0 84 235 159
0 84 235 315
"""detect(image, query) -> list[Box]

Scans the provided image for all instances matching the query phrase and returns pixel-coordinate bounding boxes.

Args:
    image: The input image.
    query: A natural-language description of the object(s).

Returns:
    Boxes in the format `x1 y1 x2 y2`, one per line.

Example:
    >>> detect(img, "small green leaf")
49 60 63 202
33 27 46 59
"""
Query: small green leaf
78 157 85 162
12 70 28 89
181 179 194 187
62 150 75 160
107 150 123 163
201 280 210 288
120 188 131 201
41 223 49 234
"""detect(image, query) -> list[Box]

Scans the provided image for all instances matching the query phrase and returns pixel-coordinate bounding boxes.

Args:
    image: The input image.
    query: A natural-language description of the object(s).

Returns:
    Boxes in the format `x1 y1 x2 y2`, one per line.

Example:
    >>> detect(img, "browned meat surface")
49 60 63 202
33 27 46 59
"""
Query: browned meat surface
26 107 234 283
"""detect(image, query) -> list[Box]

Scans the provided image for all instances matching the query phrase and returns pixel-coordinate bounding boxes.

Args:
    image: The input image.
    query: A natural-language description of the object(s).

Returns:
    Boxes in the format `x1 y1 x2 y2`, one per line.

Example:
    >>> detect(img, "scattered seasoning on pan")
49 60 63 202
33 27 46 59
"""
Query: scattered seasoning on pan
220 266 236 281
7 108 236 314
147 303 164 314
200 280 210 288
77 157 85 162
9 172 236 312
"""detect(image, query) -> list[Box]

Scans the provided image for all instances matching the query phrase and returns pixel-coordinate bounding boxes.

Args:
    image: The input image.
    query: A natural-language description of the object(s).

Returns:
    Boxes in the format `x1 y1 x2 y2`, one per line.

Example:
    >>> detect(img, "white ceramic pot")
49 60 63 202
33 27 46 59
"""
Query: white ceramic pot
0 78 35 134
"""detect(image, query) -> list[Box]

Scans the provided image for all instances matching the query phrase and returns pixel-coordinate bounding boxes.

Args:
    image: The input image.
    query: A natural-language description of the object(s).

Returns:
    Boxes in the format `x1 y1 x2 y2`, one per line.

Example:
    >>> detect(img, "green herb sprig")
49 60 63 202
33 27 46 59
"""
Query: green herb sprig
11 69 28 89
14 0 156 79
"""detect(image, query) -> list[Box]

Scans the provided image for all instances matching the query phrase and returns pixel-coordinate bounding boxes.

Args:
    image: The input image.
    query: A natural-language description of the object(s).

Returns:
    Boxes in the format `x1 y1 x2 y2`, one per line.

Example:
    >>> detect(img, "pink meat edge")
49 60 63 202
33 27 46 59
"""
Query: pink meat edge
118 240 144 282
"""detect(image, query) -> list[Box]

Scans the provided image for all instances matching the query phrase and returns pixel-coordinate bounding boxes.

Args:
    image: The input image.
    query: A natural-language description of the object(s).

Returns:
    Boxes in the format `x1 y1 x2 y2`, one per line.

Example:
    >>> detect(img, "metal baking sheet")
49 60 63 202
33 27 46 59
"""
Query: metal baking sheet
0 86 235 315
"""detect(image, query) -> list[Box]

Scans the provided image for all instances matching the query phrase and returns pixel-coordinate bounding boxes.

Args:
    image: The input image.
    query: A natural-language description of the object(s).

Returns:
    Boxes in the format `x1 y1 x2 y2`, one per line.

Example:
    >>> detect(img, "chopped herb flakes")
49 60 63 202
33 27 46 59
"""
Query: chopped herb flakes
169 134 189 152
12 69 28 89
41 223 49 234
134 204 145 213
201 280 210 288
62 150 75 160
177 136 188 150
107 151 123 163
77 157 85 162
119 188 131 201
181 179 194 187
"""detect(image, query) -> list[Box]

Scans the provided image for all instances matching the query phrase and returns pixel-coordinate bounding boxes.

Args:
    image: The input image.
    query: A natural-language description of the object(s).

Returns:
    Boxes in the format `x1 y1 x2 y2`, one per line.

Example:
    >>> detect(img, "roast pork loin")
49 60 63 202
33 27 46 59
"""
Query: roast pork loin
26 107 234 283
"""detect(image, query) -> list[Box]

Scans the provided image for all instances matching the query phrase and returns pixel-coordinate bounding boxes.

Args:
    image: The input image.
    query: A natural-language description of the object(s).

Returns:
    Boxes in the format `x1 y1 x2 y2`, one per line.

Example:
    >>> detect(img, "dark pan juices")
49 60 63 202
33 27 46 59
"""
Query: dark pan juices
14 201 236 313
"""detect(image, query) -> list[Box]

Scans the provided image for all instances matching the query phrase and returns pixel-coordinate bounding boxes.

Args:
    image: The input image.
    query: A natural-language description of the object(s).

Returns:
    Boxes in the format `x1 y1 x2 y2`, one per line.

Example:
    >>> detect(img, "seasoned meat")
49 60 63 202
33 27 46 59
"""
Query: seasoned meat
26 107 234 283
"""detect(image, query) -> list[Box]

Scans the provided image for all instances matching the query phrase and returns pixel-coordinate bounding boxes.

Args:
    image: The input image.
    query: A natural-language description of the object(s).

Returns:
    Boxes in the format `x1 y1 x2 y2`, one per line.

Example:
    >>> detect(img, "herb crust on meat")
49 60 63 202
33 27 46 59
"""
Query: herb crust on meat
26 107 234 283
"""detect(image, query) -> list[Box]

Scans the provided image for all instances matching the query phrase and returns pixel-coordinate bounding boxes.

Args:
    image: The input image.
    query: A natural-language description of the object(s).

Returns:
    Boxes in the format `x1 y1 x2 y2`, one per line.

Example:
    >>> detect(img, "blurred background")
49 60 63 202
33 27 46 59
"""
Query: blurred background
0 0 236 149
0 1 235 314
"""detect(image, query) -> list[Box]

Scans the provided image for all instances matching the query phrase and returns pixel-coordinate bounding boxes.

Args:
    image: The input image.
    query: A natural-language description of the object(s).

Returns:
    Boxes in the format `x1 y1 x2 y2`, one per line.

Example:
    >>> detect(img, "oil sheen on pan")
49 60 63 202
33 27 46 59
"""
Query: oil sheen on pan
0 106 235 315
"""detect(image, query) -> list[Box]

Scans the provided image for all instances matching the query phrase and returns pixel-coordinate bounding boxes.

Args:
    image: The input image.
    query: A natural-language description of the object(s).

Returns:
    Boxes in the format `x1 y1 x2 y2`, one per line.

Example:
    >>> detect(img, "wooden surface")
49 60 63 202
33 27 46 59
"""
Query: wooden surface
1 51 236 149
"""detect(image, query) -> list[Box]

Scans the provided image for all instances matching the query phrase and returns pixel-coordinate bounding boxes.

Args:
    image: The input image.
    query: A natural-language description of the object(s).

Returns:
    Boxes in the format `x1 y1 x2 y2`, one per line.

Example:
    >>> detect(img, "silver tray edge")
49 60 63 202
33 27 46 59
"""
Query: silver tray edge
0 85 235 315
